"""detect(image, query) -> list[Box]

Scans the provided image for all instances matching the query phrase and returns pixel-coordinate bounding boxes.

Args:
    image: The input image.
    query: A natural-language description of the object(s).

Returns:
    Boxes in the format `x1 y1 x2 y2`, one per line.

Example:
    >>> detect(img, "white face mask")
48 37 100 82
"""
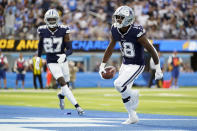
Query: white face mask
46 18 58 28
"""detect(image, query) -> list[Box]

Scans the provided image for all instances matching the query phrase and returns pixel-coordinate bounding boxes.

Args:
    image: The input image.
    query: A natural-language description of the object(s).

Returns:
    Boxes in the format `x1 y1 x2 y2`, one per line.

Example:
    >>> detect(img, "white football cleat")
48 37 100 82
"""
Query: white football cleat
122 111 139 124
57 94 65 110
76 107 84 116
131 90 139 110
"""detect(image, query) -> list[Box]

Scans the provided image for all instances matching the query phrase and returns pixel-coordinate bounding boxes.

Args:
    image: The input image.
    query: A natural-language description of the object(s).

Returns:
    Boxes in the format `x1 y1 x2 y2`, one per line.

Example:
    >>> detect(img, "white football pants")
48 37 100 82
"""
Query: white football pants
114 64 145 91
47 61 70 82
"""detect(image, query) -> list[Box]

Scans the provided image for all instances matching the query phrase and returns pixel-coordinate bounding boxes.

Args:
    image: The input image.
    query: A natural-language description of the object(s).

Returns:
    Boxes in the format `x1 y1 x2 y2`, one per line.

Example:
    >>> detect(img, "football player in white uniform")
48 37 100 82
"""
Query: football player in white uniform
36 9 84 115
99 6 163 124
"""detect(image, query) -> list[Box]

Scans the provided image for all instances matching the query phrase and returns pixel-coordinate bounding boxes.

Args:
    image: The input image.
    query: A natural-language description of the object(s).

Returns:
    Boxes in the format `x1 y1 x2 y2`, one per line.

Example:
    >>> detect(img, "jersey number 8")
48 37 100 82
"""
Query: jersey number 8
121 42 135 58
43 37 62 53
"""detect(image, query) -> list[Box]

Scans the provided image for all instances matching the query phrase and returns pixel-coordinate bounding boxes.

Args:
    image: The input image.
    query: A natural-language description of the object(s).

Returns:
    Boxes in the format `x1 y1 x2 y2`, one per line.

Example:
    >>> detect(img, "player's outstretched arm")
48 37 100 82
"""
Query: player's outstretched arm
99 34 116 78
138 35 163 80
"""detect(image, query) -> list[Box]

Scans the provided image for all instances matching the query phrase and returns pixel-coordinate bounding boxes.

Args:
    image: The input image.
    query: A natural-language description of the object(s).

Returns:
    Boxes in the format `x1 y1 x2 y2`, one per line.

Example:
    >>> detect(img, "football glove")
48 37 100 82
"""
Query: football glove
35 57 40 70
57 54 66 64
155 63 163 80
99 63 106 79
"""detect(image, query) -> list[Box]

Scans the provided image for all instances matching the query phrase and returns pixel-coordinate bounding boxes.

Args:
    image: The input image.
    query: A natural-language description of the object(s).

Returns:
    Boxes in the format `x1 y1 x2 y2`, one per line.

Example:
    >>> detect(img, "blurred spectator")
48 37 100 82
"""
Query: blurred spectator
168 51 183 89
77 62 84 72
69 61 78 89
4 10 15 37
0 0 197 40
93 62 100 72
181 63 193 72
67 0 77 12
0 49 8 89
14 53 28 89
0 5 4 36
29 53 43 89
0 0 196 40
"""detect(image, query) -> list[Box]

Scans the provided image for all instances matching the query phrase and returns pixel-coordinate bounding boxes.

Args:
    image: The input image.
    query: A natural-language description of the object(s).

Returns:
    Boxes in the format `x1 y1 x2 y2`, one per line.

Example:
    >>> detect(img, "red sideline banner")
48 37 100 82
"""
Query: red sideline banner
0 39 38 51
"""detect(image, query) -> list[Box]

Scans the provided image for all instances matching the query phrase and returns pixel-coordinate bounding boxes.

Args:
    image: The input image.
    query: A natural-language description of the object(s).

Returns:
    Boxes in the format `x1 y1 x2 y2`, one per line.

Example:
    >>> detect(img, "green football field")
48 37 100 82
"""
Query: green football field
0 87 197 116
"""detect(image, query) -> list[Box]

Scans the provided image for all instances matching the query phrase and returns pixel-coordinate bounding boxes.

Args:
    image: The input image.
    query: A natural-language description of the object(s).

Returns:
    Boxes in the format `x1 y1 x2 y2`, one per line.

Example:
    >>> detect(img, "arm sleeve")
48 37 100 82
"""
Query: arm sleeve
65 41 73 56
110 25 117 41
38 37 43 57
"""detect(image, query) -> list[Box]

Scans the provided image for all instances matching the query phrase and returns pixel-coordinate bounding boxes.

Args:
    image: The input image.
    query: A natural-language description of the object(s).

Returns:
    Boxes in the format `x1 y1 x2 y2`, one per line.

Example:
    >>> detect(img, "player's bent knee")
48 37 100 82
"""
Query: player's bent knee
114 79 124 93
115 86 122 93
114 79 128 93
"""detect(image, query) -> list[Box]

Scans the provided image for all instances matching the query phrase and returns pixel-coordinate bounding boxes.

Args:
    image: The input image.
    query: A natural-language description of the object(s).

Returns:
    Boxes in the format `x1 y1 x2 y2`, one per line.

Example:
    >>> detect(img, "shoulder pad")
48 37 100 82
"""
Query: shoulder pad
37 25 47 34
60 24 69 29
111 24 117 31
132 24 146 38
60 24 70 33
112 23 118 28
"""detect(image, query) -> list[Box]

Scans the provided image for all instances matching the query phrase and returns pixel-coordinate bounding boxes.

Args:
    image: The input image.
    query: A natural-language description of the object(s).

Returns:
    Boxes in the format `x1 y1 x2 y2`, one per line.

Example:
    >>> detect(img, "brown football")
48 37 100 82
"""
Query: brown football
102 66 116 79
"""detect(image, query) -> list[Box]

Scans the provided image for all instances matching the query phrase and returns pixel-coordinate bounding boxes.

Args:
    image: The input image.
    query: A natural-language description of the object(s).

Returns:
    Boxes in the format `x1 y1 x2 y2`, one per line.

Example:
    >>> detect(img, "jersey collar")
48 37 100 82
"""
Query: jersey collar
117 25 132 37
47 26 59 35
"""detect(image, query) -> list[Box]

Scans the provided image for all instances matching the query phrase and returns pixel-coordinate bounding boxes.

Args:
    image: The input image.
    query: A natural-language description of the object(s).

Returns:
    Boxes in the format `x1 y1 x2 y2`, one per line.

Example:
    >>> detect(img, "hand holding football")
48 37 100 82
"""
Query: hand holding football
102 66 116 79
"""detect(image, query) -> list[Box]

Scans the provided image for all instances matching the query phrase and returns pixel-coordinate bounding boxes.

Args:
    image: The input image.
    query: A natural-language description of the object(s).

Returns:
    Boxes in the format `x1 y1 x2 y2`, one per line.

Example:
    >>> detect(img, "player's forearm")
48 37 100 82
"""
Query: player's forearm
65 49 73 56
150 49 159 65
102 48 113 63
102 39 116 63
65 42 73 56
147 46 159 65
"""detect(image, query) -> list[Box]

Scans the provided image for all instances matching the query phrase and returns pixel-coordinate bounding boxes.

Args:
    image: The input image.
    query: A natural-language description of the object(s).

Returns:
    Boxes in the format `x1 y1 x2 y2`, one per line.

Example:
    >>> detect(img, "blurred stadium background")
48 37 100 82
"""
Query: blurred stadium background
0 0 197 114
0 0 197 130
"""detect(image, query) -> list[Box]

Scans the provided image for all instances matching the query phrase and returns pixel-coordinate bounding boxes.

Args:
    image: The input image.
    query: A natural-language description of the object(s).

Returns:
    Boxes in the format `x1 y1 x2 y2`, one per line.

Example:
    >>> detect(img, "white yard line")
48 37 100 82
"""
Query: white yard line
0 117 196 131
140 100 197 104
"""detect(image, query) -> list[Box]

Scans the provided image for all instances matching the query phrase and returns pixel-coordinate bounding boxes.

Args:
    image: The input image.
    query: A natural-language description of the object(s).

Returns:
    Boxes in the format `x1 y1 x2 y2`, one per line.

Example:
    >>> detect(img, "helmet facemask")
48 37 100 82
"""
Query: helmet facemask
45 18 58 28
113 15 125 28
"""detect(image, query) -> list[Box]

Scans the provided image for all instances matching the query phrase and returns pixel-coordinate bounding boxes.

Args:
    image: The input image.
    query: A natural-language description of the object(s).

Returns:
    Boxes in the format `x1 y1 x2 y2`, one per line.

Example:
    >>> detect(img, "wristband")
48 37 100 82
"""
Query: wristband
100 63 106 68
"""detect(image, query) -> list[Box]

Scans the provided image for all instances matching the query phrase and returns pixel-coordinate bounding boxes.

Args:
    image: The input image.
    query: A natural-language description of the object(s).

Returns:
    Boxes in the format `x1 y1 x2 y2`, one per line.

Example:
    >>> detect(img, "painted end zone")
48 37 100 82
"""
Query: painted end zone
0 105 197 131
